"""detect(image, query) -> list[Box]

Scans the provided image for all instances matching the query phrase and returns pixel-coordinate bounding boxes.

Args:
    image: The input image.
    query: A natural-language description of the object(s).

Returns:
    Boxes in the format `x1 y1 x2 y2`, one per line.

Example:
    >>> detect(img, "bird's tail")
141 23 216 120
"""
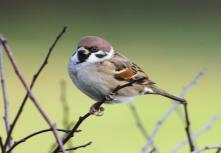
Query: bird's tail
146 86 187 104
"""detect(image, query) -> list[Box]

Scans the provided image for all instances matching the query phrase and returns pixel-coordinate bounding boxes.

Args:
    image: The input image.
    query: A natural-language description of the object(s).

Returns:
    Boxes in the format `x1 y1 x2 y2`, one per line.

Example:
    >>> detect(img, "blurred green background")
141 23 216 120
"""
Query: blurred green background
0 0 221 152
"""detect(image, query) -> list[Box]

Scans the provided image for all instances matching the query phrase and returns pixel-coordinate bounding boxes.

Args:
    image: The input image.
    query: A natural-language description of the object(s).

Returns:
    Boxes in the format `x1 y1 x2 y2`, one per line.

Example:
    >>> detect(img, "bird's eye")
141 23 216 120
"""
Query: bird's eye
91 47 98 52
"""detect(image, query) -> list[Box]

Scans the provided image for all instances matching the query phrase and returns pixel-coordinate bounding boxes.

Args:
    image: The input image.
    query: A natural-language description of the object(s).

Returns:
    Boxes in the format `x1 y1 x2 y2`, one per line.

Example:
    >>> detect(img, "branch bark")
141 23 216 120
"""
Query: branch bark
183 102 194 151
0 41 13 152
0 137 3 152
191 145 221 153
0 32 66 153
63 141 92 152
6 128 72 153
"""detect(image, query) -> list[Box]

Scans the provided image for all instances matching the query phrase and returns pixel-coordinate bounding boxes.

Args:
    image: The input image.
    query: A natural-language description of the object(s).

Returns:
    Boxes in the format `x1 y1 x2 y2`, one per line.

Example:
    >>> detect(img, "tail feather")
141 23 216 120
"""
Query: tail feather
146 86 186 104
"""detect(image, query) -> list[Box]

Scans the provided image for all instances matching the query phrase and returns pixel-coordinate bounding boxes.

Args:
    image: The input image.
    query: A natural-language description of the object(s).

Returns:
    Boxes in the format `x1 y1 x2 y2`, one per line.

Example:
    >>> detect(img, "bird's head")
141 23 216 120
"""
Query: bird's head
71 36 114 65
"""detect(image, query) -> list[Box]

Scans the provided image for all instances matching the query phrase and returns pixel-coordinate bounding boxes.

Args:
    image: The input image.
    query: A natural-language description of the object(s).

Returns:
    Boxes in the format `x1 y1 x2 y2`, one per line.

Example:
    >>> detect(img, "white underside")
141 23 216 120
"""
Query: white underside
107 96 136 104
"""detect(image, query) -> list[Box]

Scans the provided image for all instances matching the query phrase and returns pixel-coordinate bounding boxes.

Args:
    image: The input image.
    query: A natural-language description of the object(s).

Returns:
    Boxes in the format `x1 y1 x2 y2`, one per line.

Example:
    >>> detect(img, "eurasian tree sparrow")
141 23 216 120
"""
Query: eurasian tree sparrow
68 36 186 110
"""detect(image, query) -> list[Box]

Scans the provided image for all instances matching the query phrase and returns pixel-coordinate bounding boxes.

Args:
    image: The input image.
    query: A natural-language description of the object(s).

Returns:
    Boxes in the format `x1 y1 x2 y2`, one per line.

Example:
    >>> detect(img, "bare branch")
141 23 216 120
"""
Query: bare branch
0 42 13 152
129 104 149 139
149 148 156 153
141 69 207 153
216 148 221 153
128 104 159 153
174 69 207 122
179 69 207 98
60 80 70 128
171 116 219 153
191 145 221 153
0 136 4 152
0 34 65 152
1 26 67 153
62 141 92 152
183 102 195 151
52 113 91 153
6 128 72 153
59 80 75 150
52 77 146 153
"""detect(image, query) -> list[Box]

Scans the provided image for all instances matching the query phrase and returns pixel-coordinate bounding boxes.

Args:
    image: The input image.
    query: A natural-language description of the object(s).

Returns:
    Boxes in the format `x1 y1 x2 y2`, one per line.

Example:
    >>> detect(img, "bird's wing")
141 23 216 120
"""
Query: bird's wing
109 52 155 85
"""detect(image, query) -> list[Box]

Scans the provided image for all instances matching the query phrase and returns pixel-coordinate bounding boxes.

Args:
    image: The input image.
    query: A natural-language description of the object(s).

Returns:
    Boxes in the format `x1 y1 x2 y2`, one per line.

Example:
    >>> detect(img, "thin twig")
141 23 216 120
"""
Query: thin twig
52 77 146 153
0 137 4 152
60 80 70 128
183 102 195 151
0 34 65 153
129 104 149 139
171 115 219 153
149 148 156 153
141 69 207 153
1 27 67 153
52 112 91 153
174 69 208 123
129 103 159 153
59 80 74 150
191 145 221 153
216 148 221 153
0 42 13 151
6 128 72 153
62 141 92 152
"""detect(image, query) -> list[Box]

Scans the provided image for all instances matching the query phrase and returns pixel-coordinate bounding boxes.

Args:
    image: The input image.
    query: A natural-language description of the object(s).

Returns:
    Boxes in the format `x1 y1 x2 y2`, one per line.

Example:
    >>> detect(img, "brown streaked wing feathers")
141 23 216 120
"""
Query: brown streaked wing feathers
110 52 155 85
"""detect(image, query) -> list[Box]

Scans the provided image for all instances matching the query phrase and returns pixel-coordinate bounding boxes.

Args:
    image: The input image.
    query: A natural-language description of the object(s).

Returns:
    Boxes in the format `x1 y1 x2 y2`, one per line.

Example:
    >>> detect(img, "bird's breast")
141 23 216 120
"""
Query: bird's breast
68 62 111 101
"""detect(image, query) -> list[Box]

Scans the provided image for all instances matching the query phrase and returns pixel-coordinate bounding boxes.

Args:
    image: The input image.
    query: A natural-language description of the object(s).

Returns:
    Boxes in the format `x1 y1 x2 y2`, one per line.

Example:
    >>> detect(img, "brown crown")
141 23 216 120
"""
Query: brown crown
78 36 112 52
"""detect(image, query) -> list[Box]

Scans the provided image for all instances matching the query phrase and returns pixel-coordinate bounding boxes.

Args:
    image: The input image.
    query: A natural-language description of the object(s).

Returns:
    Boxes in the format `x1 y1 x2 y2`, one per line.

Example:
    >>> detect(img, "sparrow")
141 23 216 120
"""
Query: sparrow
68 36 186 112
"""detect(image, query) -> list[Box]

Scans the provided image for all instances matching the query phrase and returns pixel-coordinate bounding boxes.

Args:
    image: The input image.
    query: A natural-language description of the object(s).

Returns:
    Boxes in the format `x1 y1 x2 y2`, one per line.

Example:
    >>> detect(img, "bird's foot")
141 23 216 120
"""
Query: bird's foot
90 102 104 116
105 93 115 101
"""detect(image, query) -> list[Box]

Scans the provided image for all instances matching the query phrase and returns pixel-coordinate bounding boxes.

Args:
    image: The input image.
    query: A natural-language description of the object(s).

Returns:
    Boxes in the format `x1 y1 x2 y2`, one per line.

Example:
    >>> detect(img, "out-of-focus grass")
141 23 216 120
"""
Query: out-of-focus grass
0 0 221 153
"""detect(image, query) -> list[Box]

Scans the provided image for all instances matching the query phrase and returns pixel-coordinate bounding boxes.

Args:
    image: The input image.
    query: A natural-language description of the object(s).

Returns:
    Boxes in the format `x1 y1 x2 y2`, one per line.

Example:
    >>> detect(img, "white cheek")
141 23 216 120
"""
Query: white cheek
86 54 100 63
86 48 114 63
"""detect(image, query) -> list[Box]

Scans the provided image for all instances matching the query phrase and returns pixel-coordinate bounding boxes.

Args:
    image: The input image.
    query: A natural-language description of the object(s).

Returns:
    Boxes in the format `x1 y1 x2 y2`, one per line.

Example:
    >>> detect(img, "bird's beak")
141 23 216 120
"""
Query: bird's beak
78 49 87 55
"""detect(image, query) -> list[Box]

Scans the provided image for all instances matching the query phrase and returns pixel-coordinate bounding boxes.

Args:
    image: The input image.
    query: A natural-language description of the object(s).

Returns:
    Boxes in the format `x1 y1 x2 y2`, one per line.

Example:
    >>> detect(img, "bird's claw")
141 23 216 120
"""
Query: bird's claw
105 94 114 101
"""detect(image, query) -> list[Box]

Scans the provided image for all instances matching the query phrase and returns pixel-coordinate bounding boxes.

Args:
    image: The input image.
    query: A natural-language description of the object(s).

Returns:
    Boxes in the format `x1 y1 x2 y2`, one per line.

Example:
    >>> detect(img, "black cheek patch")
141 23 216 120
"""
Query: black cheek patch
78 52 90 63
95 54 107 58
